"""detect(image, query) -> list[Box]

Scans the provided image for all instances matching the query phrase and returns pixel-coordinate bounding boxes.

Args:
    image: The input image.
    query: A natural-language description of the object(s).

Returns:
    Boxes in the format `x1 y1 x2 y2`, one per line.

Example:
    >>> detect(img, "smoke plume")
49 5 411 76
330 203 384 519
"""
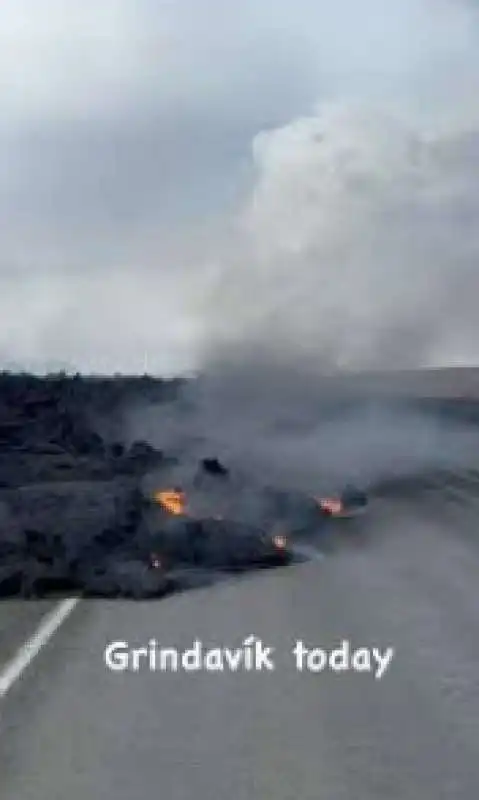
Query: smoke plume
113 0 479 491
195 100 479 372
2 0 479 374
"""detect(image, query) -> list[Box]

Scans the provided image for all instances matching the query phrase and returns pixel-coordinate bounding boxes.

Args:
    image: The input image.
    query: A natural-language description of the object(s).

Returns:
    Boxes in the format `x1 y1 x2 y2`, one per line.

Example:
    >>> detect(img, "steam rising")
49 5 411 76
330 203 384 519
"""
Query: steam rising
197 101 479 371
124 0 479 492
2 0 479 374
126 360 479 494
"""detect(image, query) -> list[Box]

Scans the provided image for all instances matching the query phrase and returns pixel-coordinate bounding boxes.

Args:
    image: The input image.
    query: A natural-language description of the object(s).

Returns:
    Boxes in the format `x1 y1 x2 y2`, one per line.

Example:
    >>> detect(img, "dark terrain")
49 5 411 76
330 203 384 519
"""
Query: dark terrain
2 367 479 601
3 368 479 798
0 371 312 599
0 372 183 598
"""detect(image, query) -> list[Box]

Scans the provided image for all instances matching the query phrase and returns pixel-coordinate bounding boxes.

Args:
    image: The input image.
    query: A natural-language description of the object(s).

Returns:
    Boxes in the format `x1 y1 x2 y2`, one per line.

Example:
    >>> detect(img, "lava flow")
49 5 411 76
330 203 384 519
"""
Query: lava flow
153 488 187 515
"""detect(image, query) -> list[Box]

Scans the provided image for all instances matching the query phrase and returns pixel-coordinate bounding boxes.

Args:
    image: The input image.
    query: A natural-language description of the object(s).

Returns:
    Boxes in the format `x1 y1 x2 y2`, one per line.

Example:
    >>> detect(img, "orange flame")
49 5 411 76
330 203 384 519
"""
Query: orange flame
153 488 187 515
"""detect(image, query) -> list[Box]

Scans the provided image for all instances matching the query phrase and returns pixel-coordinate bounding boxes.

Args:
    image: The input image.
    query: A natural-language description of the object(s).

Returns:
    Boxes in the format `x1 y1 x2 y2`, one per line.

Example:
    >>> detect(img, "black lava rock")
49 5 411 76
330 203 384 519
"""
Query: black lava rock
200 457 229 476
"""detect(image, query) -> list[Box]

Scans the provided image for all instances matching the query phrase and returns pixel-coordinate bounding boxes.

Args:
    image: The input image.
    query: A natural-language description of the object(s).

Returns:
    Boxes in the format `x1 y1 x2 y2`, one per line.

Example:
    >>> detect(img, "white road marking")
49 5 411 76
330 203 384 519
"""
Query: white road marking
0 597 80 699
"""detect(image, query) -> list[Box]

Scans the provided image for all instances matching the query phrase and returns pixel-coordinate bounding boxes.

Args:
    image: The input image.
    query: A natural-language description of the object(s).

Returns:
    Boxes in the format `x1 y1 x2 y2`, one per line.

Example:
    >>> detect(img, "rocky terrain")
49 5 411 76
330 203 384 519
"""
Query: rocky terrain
2 368 479 599
0 372 182 598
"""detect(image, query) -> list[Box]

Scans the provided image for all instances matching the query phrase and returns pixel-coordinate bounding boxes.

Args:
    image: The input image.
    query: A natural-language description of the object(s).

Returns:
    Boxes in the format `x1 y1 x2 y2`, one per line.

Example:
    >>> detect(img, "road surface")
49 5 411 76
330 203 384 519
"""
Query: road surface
0 601 55 675
2 476 479 798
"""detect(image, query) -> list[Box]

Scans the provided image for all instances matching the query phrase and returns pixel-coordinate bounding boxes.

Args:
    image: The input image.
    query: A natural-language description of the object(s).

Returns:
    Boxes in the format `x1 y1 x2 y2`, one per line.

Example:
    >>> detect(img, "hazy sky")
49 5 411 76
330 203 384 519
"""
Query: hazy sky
1 0 479 374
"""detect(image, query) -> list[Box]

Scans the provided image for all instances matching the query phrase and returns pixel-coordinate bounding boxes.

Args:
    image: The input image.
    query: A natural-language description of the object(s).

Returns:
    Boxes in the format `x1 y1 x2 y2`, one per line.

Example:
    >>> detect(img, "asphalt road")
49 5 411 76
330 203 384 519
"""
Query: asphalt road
2 479 479 798
0 600 55 674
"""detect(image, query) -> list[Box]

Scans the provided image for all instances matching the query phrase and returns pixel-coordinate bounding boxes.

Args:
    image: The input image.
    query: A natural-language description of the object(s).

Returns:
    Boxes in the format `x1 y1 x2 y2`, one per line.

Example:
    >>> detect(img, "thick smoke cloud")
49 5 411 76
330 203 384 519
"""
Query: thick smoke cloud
1 0 479 373
197 102 479 371
126 359 479 493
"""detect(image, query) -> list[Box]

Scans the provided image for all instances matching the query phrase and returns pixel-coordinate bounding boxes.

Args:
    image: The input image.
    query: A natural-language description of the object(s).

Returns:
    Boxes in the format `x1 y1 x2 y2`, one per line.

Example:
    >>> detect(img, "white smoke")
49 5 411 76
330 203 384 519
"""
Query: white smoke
2 0 479 375
196 99 479 372
173 0 479 372
113 1 479 495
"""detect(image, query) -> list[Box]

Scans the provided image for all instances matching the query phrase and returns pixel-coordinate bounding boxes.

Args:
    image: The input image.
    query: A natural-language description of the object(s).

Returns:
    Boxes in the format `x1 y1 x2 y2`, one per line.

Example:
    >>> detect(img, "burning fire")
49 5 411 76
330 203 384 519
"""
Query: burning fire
152 486 226 520
153 488 187 515
316 496 344 516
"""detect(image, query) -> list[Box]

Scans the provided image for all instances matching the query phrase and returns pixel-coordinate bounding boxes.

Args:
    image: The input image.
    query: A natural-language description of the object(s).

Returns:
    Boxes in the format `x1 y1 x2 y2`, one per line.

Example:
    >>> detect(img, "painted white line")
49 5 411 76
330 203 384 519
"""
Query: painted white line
0 597 80 699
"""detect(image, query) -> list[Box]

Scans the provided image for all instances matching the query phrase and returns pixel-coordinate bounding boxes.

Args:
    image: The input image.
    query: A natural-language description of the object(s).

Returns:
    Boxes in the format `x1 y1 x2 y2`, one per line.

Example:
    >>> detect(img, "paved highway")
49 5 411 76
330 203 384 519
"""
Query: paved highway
2 481 479 798
0 600 54 674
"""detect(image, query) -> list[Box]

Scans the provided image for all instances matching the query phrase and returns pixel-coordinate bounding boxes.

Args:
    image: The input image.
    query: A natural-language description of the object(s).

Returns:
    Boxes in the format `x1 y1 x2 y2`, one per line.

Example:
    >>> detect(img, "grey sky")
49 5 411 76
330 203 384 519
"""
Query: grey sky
1 0 479 374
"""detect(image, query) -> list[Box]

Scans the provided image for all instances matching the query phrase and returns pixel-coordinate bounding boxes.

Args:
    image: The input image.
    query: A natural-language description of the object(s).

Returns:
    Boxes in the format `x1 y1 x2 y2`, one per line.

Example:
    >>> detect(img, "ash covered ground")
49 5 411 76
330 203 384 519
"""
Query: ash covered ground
2 368 479 600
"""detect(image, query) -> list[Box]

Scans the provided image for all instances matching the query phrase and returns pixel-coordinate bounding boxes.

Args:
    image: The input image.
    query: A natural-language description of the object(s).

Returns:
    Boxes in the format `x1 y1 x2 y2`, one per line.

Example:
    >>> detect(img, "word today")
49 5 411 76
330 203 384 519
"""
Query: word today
104 637 394 680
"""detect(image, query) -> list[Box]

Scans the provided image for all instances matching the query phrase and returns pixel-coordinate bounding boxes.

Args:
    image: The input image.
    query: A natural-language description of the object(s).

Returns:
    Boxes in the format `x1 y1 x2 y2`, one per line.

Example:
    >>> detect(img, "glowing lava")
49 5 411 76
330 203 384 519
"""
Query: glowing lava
153 488 187 515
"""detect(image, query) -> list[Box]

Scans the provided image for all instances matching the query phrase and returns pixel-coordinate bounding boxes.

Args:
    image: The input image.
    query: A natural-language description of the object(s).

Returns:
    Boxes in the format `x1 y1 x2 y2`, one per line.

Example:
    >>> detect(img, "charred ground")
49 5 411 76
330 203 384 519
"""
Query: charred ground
1 369 479 600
